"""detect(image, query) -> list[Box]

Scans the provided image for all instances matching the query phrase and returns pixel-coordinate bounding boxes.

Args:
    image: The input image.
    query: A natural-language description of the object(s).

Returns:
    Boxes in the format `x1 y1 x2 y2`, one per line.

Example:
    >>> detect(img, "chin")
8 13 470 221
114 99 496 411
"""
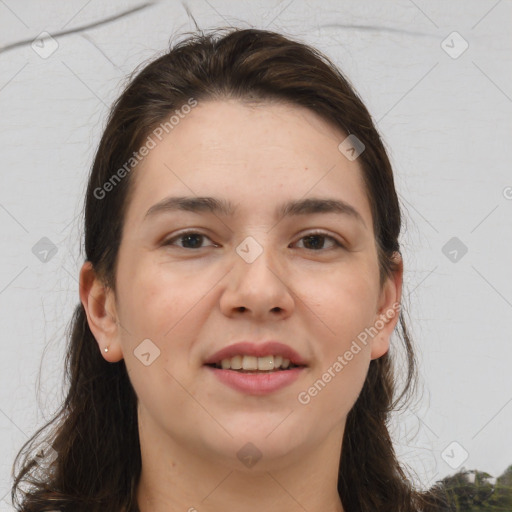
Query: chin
212 437 303 473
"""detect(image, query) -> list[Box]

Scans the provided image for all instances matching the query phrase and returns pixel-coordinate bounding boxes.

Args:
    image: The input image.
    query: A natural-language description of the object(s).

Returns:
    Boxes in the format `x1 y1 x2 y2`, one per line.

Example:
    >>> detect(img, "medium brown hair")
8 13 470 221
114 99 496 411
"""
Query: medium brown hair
11 27 448 512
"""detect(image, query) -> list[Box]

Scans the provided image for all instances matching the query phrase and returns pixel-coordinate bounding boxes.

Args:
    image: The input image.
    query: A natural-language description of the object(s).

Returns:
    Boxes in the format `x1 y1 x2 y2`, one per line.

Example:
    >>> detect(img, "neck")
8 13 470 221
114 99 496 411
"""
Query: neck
135 415 345 512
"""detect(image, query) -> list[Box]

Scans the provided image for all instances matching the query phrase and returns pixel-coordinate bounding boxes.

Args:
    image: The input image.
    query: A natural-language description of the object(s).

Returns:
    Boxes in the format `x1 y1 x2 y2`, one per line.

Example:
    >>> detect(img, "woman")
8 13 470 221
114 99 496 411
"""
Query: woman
11 27 448 512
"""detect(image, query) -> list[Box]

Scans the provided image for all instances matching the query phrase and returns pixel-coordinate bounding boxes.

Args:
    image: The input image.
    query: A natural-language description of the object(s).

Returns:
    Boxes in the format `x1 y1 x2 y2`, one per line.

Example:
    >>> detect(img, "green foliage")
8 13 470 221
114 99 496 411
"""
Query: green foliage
439 464 512 511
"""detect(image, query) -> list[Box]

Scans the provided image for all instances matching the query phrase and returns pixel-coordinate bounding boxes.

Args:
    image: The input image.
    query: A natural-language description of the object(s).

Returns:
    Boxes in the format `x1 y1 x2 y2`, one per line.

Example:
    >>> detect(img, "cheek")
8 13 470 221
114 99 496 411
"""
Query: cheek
117 263 200 427
295 264 378 411
115 257 218 396
301 263 379 339
116 257 206 339
295 322 372 445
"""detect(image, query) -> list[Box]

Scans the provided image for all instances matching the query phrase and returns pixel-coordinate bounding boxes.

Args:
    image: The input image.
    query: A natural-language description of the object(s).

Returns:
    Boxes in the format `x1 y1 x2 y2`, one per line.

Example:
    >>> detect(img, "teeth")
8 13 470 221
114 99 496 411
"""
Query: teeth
257 355 273 371
231 355 243 369
217 355 296 371
243 355 258 370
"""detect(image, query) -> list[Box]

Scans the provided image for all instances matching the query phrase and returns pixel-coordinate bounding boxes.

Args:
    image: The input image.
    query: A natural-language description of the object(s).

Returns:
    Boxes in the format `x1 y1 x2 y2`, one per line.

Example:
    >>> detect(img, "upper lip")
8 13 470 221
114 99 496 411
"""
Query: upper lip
204 341 308 366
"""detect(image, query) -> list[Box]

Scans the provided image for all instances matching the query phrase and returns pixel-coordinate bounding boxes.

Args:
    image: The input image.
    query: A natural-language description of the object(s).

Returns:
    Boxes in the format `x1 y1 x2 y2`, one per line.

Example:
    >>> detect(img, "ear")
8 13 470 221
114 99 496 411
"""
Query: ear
370 252 403 360
79 261 124 363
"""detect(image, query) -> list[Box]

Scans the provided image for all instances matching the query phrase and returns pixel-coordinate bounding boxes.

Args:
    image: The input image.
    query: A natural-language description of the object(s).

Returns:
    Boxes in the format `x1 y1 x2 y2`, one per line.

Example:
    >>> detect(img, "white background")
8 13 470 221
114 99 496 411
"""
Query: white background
1 0 511 509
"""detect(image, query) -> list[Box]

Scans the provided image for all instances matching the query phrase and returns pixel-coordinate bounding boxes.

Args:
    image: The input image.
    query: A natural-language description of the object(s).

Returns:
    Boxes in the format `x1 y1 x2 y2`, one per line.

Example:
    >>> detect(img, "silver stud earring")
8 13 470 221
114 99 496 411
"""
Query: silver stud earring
104 346 109 353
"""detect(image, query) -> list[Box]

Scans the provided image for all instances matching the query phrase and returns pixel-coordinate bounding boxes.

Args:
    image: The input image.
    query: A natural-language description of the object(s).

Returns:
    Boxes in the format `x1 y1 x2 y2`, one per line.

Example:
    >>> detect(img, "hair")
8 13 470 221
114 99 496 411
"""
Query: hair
11 27 449 512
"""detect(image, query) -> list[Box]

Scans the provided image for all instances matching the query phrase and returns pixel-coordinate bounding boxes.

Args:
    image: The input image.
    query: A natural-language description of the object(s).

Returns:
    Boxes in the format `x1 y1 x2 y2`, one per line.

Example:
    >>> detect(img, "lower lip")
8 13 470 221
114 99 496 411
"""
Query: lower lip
204 366 306 395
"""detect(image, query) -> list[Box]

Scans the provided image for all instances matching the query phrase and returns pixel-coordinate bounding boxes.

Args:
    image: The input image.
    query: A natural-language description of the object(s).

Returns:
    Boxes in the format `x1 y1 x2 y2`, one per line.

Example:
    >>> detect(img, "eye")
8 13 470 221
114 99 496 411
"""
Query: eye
162 231 216 249
162 230 345 251
293 231 345 251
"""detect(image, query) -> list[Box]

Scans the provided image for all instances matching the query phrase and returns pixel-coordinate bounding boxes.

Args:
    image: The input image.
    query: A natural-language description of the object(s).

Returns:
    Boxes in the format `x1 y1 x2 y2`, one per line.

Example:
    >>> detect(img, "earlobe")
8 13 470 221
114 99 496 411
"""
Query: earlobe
79 261 124 362
370 252 403 360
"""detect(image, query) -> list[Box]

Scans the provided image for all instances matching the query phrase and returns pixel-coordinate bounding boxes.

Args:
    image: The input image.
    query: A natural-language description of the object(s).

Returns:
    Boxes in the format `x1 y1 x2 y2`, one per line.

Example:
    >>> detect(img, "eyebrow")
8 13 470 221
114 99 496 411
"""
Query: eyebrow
143 196 366 227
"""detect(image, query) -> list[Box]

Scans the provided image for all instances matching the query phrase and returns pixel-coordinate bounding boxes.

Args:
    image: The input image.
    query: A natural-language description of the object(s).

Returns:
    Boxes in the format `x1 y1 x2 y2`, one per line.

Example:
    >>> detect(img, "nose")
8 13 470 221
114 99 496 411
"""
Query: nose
219 240 295 320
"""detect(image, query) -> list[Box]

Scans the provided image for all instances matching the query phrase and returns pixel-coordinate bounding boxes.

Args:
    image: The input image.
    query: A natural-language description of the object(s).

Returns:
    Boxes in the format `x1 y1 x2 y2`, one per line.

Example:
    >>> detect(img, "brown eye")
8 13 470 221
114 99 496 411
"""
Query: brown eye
293 232 344 251
163 231 216 249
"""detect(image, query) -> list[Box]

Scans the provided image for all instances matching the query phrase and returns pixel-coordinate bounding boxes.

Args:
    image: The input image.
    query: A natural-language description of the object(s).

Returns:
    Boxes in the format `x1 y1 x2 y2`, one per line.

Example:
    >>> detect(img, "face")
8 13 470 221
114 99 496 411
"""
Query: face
81 99 402 472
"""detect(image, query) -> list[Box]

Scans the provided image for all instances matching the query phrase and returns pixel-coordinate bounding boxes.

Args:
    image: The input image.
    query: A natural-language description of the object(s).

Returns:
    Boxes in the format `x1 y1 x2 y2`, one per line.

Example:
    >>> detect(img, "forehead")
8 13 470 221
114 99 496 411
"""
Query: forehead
125 99 372 228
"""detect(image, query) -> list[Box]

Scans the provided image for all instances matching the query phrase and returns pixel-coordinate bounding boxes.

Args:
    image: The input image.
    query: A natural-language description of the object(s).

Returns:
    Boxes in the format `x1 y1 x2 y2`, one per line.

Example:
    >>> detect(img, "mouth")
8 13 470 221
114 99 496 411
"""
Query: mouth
204 355 307 395
203 341 308 394
205 354 306 373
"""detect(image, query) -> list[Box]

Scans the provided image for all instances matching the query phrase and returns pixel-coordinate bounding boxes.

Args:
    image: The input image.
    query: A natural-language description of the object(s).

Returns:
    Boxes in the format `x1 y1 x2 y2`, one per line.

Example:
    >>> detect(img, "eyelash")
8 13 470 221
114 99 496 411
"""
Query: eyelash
162 230 345 251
